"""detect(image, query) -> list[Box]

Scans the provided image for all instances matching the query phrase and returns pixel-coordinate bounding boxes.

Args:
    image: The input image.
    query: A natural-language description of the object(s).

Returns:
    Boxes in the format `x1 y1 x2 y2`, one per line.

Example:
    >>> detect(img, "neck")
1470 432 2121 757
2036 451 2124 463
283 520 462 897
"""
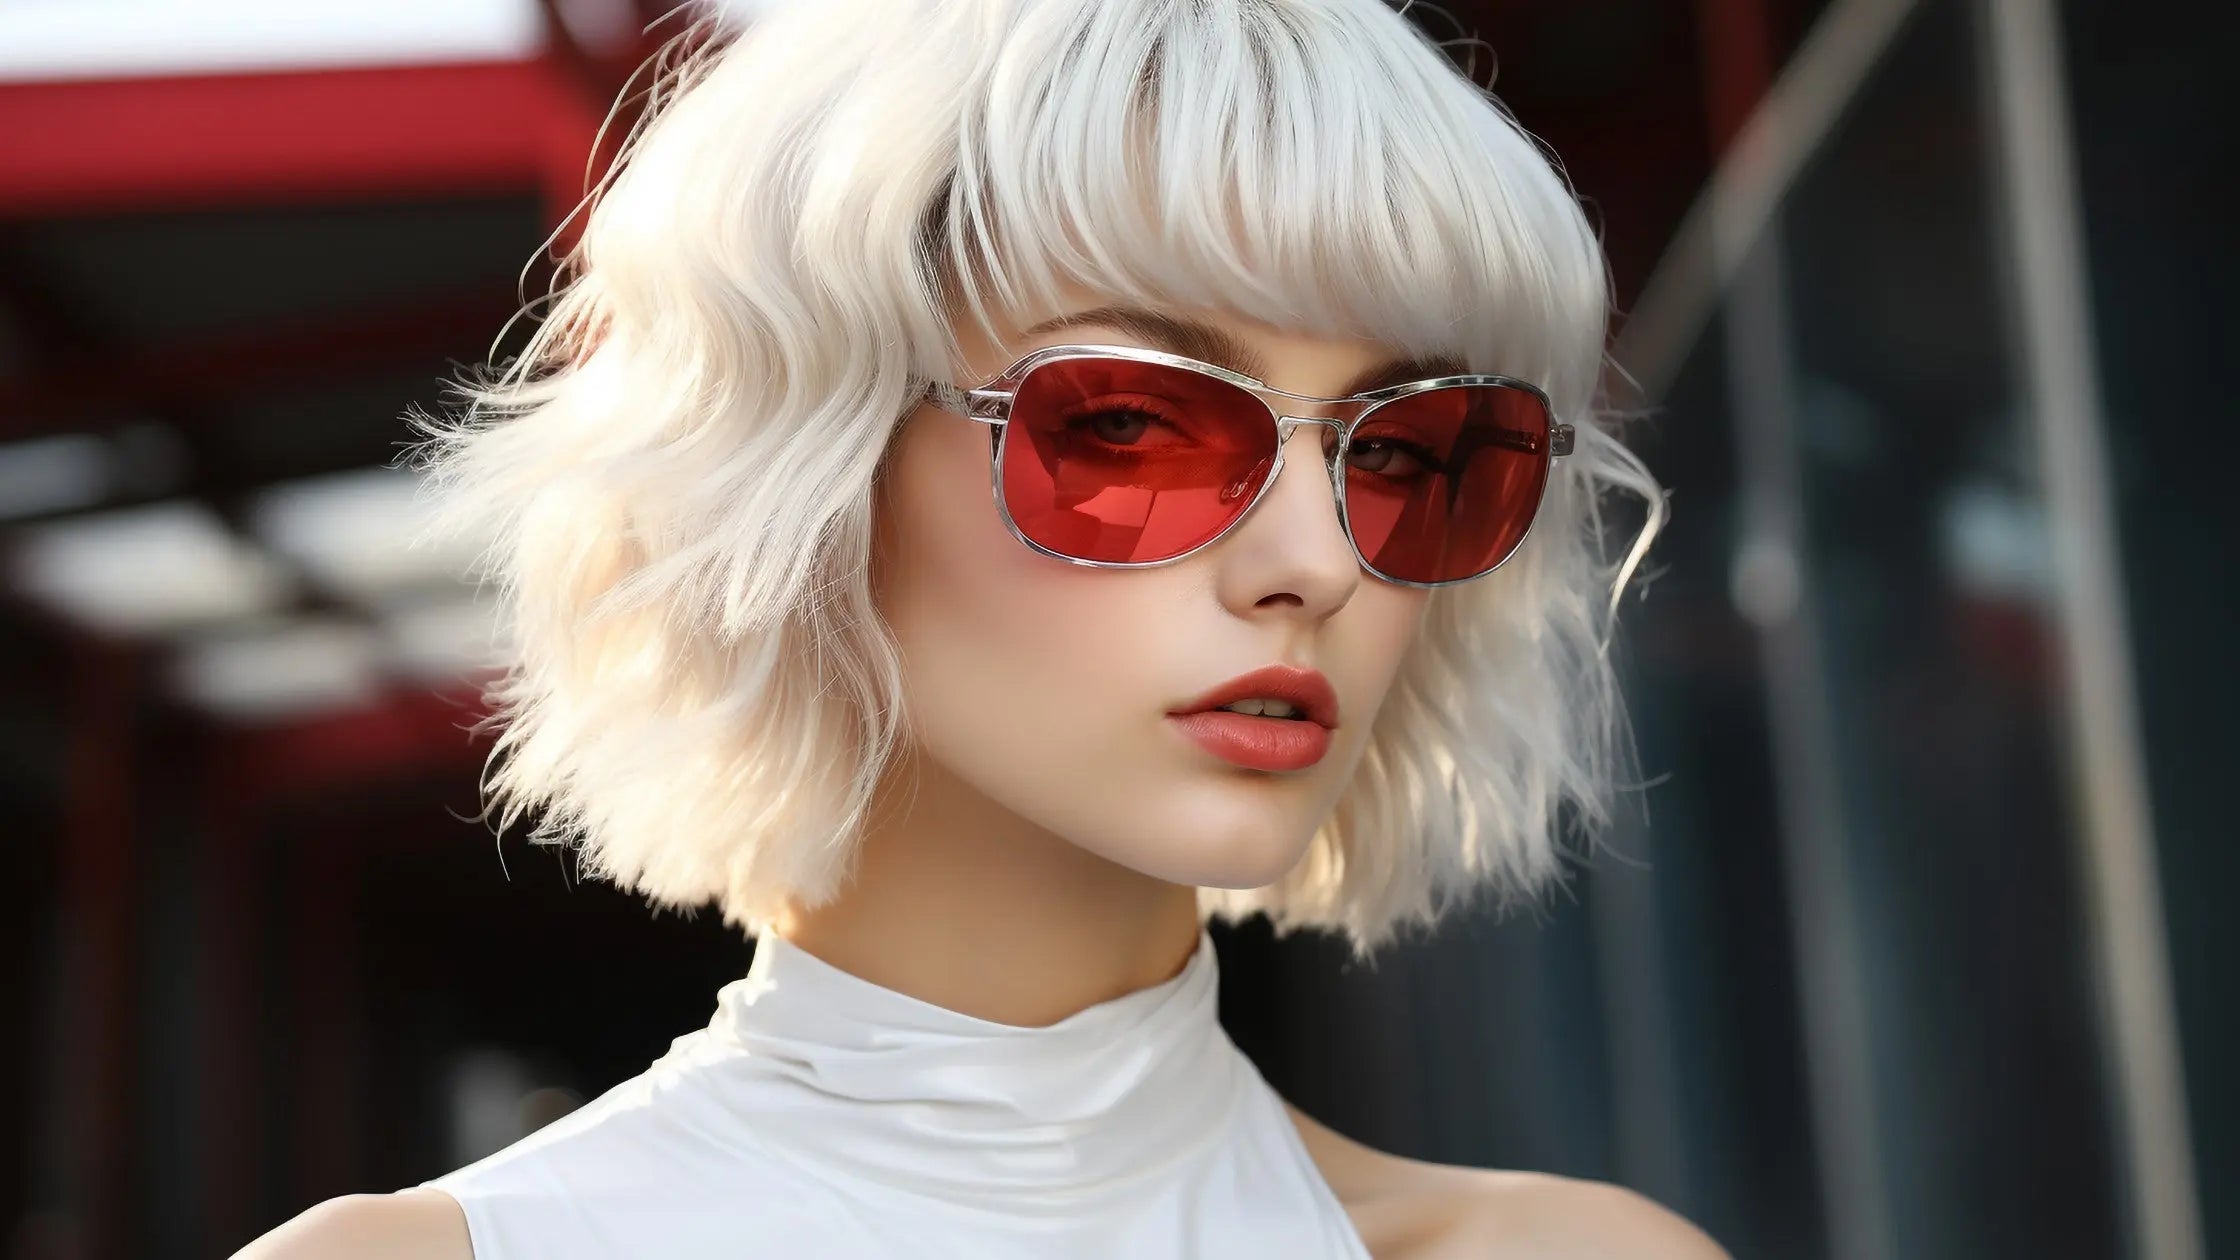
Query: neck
771 743 1205 1028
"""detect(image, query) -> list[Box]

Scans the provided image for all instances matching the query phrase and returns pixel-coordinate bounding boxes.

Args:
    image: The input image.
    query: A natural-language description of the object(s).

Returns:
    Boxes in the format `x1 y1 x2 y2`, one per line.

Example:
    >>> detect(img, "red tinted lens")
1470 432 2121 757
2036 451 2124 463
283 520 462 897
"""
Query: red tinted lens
999 357 1277 564
1340 384 1554 584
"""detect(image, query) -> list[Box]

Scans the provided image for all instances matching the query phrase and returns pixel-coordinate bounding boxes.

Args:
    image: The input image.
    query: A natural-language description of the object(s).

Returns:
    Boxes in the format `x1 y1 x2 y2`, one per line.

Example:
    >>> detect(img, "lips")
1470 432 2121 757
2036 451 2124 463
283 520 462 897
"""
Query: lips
1165 664 1341 771
1165 710 1332 772
1168 663 1340 730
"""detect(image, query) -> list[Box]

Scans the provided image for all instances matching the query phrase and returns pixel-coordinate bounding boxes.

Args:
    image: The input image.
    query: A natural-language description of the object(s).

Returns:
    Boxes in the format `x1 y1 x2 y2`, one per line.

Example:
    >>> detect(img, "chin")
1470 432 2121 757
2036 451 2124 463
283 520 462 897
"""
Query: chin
1109 815 1318 891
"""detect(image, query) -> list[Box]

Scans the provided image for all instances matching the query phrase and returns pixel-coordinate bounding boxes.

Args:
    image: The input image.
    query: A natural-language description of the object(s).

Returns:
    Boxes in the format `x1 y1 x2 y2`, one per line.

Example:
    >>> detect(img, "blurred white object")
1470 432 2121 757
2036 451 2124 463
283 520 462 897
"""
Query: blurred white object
1729 536 1801 629
1941 479 2054 603
250 466 489 603
8 500 295 635
444 1048 581 1167
0 0 543 83
374 587 509 683
167 614 384 720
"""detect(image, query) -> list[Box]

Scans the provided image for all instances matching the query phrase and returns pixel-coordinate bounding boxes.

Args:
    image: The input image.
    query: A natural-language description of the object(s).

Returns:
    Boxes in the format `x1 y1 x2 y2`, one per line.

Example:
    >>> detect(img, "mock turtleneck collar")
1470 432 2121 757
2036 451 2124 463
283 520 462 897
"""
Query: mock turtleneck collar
704 925 1244 1217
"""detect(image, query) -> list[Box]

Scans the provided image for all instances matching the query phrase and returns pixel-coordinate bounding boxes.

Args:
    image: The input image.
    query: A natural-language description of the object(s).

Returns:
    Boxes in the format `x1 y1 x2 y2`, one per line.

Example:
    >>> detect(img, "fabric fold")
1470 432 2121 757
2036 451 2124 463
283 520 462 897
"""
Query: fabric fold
707 926 1242 1212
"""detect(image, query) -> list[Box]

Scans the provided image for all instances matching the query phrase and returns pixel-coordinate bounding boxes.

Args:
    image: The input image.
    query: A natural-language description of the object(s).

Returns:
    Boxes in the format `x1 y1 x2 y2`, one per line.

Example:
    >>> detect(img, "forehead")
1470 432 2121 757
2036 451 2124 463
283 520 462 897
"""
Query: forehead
955 270 1465 390
993 301 1468 397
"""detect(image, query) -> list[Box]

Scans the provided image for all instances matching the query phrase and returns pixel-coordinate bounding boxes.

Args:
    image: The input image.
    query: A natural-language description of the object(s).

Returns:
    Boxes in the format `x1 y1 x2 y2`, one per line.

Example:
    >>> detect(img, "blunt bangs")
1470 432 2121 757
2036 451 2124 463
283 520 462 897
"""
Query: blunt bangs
939 0 1606 417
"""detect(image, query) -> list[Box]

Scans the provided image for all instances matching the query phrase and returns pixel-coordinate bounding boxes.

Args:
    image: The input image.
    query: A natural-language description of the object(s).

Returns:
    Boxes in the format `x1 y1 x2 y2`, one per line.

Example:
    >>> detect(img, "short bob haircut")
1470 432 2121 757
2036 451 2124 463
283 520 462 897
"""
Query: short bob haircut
406 0 1664 962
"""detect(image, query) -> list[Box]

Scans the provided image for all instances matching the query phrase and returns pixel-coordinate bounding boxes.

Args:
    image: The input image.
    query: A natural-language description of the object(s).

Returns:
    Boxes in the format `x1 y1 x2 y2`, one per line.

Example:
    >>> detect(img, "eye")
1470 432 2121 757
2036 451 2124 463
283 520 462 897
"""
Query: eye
1347 434 1441 479
1055 396 1191 447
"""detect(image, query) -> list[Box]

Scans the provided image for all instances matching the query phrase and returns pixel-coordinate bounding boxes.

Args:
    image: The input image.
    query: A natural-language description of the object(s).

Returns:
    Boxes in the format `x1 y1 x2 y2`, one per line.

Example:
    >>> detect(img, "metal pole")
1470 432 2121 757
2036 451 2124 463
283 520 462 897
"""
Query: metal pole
1720 221 1892 1260
1975 3 2203 1257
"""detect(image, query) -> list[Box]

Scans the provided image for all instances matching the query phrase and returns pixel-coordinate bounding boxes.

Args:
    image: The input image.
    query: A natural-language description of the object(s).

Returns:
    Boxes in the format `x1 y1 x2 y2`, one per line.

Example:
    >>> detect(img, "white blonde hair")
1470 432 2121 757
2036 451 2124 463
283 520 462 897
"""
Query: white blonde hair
406 0 1665 961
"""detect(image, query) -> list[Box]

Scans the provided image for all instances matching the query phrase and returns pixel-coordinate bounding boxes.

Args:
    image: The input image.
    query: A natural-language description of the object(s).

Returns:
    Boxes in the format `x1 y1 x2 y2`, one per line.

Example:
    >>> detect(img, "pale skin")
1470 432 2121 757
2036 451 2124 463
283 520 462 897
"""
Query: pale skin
238 282 1729 1259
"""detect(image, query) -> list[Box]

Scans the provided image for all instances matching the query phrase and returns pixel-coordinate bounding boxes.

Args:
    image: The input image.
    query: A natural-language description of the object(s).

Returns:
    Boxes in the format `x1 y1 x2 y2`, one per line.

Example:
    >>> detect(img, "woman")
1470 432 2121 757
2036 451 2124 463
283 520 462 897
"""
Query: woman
242 0 1717 1254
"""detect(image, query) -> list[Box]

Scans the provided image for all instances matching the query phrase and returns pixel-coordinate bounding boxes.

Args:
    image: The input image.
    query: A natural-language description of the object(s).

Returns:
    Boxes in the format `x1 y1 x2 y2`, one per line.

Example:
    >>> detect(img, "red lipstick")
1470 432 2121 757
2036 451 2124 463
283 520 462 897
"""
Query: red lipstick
1165 664 1339 772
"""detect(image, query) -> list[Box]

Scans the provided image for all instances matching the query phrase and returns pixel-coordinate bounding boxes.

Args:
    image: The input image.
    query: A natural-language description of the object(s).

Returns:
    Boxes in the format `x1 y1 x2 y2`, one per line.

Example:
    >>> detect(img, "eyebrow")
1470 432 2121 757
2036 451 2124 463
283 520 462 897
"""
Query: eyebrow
1017 304 1469 397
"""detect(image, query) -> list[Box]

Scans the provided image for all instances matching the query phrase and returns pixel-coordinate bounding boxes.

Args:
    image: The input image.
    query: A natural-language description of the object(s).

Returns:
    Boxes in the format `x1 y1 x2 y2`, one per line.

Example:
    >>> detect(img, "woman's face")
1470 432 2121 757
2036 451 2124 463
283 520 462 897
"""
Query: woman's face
870 284 1435 890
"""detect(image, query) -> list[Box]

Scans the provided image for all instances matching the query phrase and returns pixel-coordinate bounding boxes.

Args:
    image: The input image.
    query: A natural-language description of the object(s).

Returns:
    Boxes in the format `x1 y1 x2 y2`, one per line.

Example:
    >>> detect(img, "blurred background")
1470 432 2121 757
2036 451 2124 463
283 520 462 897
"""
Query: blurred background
2 0 2230 1257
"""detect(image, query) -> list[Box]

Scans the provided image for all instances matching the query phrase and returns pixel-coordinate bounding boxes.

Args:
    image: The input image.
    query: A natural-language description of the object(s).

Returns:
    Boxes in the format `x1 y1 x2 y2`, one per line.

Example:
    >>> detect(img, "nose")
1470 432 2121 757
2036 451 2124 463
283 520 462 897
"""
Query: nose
1210 419 1359 617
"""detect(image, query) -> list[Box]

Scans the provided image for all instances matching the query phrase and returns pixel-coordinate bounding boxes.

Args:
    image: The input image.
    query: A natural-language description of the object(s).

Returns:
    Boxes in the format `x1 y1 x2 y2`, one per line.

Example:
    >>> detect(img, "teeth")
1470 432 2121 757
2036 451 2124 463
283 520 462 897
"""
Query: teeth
1217 698 1305 719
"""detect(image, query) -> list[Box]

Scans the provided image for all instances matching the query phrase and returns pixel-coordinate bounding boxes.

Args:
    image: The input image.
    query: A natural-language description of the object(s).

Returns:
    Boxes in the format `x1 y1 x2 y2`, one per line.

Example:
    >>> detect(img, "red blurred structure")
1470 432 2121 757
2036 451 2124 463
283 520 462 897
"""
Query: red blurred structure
0 7 707 1255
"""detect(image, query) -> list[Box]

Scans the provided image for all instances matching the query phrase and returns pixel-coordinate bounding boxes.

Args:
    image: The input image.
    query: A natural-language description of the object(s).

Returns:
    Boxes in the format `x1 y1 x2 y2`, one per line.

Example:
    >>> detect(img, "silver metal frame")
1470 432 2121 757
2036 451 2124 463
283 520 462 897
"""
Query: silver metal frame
1982 3 2202 1257
921 342 1574 589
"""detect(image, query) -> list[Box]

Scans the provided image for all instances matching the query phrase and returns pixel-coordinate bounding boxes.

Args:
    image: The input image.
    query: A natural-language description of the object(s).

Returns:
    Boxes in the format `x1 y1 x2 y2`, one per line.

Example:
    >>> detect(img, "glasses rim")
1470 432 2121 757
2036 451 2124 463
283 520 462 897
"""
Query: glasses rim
920 343 1572 588
930 342 1572 446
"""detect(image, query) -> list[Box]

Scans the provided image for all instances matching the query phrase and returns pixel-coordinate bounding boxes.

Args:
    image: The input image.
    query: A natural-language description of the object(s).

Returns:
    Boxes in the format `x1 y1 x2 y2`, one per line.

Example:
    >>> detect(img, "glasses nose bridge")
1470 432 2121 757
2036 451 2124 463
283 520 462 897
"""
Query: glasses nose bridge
1272 413 1348 474
1274 412 1348 443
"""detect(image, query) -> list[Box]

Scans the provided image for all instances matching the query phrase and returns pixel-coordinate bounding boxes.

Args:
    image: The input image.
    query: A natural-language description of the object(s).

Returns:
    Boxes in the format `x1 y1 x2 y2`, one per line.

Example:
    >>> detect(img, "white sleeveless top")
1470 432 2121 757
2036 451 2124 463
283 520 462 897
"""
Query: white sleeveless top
418 925 1374 1258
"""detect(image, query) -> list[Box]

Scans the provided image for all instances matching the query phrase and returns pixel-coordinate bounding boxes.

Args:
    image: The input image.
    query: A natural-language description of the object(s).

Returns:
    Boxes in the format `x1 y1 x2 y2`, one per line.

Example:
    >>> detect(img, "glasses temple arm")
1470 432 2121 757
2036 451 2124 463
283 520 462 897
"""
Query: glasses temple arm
925 380 1012 423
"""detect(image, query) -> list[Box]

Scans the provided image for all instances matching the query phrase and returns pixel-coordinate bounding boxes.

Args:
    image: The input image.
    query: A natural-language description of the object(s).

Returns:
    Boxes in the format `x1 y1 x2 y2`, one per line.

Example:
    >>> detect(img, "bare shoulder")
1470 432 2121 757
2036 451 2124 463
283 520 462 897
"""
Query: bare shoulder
1285 1102 1728 1259
231 1189 473 1260
1458 1170 1730 1258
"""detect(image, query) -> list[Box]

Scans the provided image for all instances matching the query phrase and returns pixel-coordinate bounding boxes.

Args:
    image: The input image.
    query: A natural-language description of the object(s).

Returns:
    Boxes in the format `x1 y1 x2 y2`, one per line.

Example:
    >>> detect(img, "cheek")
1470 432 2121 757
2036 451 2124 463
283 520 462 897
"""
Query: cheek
874 412 1153 776
1325 584 1432 764
1354 582 1432 688
870 417 1284 883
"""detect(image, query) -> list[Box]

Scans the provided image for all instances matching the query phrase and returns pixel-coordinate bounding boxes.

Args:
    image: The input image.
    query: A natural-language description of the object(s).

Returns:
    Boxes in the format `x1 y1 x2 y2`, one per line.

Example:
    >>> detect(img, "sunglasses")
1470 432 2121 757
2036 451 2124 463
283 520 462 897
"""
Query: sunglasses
921 343 1573 587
